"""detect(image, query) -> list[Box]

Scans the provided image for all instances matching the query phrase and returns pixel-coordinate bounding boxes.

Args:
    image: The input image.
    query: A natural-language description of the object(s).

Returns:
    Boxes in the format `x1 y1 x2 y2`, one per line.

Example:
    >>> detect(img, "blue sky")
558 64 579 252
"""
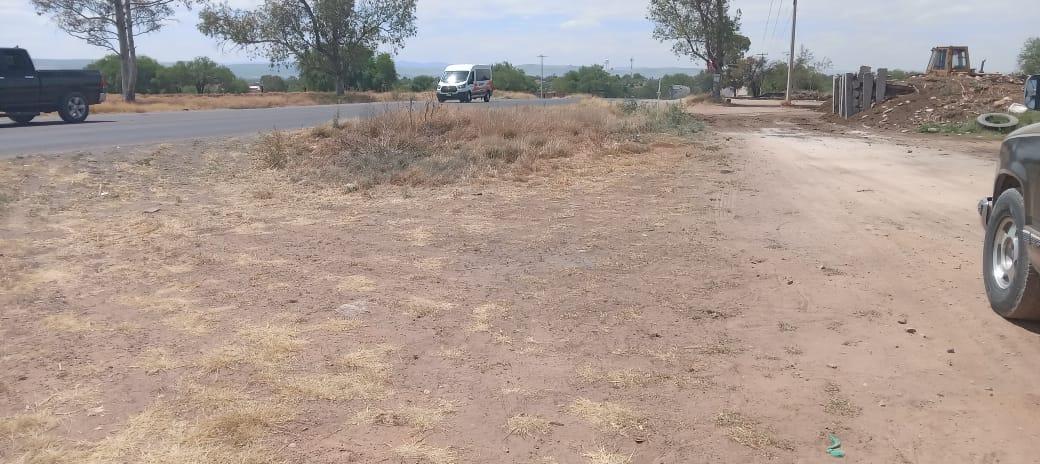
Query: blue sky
0 0 1035 72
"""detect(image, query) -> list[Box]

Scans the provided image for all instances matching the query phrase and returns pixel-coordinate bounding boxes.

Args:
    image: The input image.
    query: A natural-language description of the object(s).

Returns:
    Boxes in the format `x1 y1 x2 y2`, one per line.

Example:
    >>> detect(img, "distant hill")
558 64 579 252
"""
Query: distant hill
396 61 703 79
33 58 703 81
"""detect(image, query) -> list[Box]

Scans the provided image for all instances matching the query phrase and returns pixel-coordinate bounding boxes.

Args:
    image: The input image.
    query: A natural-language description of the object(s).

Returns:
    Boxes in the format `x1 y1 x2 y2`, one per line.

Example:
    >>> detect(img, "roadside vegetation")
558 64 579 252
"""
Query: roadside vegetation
254 99 702 189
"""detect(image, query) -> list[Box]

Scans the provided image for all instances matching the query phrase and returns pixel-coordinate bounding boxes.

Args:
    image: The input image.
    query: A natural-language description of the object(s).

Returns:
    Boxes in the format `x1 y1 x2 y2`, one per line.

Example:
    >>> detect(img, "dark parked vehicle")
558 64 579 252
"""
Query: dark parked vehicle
0 47 106 124
979 123 1040 319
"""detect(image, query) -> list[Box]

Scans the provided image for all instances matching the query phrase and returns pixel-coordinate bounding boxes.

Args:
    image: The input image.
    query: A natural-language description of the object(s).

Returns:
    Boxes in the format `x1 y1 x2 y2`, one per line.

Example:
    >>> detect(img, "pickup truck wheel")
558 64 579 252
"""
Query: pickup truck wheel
8 113 36 124
983 188 1040 319
58 93 90 123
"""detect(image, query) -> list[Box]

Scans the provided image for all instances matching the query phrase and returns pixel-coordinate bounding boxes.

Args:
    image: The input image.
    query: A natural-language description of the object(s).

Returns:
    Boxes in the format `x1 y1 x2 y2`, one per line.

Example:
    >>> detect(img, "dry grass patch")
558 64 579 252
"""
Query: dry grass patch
403 297 454 319
73 405 280 463
40 313 92 333
136 348 182 374
276 344 395 401
339 344 396 371
467 303 505 332
824 396 862 417
506 414 552 438
337 275 376 292
0 411 57 437
393 442 458 464
435 346 466 362
238 323 308 362
714 411 793 451
577 366 661 389
582 449 633 464
355 399 456 431
252 100 701 189
162 309 216 335
199 402 294 446
567 398 648 438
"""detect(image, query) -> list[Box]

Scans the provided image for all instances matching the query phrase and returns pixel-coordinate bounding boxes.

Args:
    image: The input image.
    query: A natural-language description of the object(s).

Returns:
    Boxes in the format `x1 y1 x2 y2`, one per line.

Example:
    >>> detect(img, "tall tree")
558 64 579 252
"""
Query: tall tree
32 0 191 101
87 54 164 94
198 0 417 96
1020 37 1040 75
158 57 237 94
647 0 748 99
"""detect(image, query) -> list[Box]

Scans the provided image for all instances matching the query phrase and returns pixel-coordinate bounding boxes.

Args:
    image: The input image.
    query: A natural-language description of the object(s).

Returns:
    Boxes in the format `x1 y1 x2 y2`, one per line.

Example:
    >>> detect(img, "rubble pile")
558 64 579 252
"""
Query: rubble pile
833 74 1028 132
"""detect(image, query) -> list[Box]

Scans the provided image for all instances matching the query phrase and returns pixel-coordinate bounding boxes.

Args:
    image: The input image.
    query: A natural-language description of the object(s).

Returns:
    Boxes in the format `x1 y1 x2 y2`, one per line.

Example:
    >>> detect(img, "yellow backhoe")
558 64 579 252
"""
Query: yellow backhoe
926 46 982 76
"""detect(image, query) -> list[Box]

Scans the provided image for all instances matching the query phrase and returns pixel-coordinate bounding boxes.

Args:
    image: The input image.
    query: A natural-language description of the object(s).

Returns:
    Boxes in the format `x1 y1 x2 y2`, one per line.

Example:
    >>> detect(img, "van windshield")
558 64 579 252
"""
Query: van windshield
441 71 469 84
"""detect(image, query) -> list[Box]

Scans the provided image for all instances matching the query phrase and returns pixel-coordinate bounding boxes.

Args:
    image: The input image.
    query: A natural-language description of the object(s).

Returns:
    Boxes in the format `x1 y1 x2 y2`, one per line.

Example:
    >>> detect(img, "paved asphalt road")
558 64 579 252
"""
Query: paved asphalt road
0 98 573 158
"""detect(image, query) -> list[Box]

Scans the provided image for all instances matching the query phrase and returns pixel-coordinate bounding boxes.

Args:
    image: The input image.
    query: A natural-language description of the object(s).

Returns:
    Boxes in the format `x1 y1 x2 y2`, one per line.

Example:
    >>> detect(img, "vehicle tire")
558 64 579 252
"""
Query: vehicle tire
437 96 446 103
8 113 36 124
983 188 1040 319
461 92 471 103
57 93 90 123
483 92 491 103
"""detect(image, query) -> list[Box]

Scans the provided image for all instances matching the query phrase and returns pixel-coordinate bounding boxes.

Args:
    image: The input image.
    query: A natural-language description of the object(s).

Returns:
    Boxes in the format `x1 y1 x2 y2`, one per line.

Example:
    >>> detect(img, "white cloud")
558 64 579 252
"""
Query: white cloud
560 17 600 30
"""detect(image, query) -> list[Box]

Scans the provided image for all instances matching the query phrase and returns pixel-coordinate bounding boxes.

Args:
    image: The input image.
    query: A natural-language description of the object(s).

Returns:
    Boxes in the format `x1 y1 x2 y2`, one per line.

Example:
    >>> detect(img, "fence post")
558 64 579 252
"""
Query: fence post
843 73 856 118
833 75 840 114
875 68 888 104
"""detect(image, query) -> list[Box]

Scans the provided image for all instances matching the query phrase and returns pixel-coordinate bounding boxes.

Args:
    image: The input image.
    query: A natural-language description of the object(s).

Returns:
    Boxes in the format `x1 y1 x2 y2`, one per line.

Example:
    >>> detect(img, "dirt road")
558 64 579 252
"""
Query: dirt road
2 102 1037 463
696 104 1039 463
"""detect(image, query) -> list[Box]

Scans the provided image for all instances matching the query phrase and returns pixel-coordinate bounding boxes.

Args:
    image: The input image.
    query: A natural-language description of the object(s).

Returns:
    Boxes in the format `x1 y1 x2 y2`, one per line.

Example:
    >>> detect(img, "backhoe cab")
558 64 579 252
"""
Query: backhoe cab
926 46 974 76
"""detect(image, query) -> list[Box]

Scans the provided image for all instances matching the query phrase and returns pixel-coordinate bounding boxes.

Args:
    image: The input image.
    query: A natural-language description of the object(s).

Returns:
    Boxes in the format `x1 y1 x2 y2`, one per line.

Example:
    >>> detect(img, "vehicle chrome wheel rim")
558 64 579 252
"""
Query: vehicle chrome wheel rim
67 96 86 119
992 216 1019 290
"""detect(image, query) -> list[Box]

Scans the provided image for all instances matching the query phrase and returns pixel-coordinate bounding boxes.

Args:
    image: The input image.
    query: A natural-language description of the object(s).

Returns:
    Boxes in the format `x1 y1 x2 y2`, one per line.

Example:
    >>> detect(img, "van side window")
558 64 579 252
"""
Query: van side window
476 69 490 81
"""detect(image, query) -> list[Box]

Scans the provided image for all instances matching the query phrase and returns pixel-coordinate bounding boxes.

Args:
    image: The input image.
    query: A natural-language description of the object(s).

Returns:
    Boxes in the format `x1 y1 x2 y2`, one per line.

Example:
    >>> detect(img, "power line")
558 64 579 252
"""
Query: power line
771 0 786 41
761 0 776 47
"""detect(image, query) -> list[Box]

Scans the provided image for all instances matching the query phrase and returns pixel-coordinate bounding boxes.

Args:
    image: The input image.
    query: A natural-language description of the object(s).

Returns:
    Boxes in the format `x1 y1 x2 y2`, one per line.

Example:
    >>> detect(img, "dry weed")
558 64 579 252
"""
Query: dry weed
824 396 862 417
40 313 92 333
248 99 700 189
567 398 648 437
136 348 181 374
577 366 661 389
435 346 466 362
404 297 454 319
714 411 793 451
506 414 552 438
393 442 458 464
467 303 504 332
582 449 633 464
354 400 456 431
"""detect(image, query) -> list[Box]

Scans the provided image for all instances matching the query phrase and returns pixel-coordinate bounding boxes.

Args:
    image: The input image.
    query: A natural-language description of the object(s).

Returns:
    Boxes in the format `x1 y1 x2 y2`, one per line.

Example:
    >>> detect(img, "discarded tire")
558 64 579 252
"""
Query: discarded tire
977 113 1019 130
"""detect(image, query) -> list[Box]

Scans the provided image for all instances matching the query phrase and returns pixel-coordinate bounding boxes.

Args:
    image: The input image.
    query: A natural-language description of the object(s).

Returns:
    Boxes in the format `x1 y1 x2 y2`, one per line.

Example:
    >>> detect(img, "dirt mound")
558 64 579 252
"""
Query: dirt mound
833 74 1027 131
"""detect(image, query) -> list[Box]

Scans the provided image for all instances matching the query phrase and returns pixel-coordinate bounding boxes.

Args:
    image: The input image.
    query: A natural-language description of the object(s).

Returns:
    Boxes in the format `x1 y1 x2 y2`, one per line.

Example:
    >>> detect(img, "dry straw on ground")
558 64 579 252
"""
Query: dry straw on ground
252 99 702 189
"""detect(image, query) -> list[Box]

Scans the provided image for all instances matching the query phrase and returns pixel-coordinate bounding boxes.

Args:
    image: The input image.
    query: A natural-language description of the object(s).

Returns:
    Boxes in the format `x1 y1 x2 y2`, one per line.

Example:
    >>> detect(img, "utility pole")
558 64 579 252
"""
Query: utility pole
539 55 547 99
784 0 798 105
630 57 634 76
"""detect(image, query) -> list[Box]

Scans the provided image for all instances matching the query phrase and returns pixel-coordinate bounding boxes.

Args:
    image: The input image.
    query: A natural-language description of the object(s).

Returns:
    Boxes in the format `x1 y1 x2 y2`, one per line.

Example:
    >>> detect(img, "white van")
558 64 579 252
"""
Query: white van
437 64 493 103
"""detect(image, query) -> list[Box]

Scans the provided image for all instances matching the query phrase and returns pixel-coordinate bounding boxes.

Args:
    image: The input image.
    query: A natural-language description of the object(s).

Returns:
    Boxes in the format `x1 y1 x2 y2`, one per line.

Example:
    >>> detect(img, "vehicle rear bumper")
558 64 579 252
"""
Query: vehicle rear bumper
979 197 992 228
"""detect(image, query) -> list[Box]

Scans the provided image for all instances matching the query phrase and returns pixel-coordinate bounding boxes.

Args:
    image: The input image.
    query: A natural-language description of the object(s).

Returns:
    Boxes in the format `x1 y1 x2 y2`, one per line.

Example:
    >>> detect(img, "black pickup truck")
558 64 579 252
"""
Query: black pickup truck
979 123 1040 319
0 47 106 124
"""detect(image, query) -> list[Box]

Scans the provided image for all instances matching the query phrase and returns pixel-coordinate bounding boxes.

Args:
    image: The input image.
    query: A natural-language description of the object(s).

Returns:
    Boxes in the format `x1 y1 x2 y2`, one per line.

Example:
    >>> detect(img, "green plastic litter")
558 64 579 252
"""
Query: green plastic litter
827 434 846 458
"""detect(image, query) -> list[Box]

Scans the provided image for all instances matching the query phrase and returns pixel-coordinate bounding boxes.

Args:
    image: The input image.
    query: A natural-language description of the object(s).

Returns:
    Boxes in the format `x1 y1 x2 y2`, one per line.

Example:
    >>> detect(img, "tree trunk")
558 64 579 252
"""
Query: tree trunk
124 0 138 102
112 0 133 102
335 74 345 96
